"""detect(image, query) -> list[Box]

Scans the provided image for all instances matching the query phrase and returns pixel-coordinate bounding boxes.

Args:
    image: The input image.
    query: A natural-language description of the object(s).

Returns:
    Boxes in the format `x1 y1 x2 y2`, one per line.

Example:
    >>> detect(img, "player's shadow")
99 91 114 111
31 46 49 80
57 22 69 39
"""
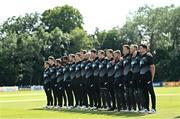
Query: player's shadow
173 116 180 118
31 108 145 117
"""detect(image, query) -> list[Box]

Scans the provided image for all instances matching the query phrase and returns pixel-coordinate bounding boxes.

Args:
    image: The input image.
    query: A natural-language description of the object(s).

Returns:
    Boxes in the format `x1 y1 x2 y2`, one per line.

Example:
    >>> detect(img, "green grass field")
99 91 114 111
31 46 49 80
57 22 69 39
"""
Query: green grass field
0 87 180 119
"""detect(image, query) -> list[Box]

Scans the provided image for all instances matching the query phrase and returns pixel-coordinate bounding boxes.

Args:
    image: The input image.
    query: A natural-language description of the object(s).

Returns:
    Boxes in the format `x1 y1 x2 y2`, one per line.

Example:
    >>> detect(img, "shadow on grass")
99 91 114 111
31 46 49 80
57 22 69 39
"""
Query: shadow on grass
30 108 145 117
173 116 180 118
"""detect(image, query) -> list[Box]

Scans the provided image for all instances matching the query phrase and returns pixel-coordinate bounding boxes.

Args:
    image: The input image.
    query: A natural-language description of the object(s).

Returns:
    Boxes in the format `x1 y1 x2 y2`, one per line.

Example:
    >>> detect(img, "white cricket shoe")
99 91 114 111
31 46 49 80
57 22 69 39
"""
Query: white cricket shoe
140 109 149 114
151 109 156 114
54 106 60 109
68 106 73 110
124 109 130 112
130 109 135 112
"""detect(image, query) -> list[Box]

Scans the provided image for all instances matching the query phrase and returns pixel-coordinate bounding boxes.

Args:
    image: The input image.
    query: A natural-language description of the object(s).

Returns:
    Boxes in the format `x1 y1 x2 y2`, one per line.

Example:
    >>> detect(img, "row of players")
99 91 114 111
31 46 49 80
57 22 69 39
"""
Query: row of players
43 44 156 113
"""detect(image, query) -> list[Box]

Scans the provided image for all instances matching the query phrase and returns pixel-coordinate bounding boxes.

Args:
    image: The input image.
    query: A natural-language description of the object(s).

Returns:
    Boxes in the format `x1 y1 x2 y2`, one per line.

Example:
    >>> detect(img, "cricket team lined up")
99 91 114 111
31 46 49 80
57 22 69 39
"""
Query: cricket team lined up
43 44 156 113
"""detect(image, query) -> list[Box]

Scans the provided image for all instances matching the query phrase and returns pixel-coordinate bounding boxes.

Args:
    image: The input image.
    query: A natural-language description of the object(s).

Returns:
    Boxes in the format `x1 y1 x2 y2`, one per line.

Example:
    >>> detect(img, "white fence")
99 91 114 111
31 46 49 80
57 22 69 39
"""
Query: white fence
0 86 18 92
31 85 44 91
0 85 43 92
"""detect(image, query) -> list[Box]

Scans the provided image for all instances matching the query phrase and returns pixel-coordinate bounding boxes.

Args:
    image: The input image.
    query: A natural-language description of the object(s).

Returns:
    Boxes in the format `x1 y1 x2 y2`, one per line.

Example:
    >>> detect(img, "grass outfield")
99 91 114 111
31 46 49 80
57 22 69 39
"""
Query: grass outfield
0 87 180 119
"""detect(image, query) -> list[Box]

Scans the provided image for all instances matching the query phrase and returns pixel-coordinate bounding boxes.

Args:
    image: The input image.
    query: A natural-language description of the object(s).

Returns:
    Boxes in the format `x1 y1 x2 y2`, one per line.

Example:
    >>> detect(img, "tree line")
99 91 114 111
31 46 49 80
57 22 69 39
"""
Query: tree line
0 5 179 86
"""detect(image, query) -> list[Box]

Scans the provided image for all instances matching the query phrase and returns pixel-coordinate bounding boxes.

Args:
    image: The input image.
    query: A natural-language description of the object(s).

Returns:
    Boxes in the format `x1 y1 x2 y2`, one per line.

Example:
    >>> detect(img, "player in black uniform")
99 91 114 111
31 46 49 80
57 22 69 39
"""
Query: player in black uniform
43 61 53 109
113 50 125 111
47 56 57 108
130 45 142 111
69 54 78 108
91 50 101 109
74 53 83 108
106 49 116 111
61 56 68 107
85 52 95 109
122 45 133 111
139 44 156 113
63 54 74 109
98 50 111 110
55 58 64 109
51 59 60 108
79 50 88 108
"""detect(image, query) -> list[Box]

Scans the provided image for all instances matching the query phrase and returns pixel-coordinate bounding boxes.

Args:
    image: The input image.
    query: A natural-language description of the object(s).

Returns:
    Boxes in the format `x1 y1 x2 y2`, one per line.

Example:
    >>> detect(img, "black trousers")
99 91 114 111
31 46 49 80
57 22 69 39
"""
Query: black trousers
99 76 111 109
113 78 126 110
141 72 156 111
72 78 80 107
57 81 66 107
124 73 136 110
44 82 53 106
94 76 101 108
100 87 111 108
64 80 74 106
132 72 143 111
79 78 88 107
62 87 67 106
126 86 136 110
108 76 116 109
52 83 59 106
87 76 97 107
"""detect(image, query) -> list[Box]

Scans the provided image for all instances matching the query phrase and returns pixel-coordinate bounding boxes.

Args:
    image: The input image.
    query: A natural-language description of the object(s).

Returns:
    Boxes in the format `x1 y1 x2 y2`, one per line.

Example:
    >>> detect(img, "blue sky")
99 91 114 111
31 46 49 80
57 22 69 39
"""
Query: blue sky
0 0 179 34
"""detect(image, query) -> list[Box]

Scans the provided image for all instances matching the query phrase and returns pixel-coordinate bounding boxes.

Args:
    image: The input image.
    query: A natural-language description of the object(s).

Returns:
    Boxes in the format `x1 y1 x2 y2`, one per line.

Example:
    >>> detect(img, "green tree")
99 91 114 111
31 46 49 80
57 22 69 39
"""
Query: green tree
93 27 127 50
0 12 41 36
47 27 71 57
42 5 83 33
0 33 18 85
69 27 93 53
167 7 180 49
